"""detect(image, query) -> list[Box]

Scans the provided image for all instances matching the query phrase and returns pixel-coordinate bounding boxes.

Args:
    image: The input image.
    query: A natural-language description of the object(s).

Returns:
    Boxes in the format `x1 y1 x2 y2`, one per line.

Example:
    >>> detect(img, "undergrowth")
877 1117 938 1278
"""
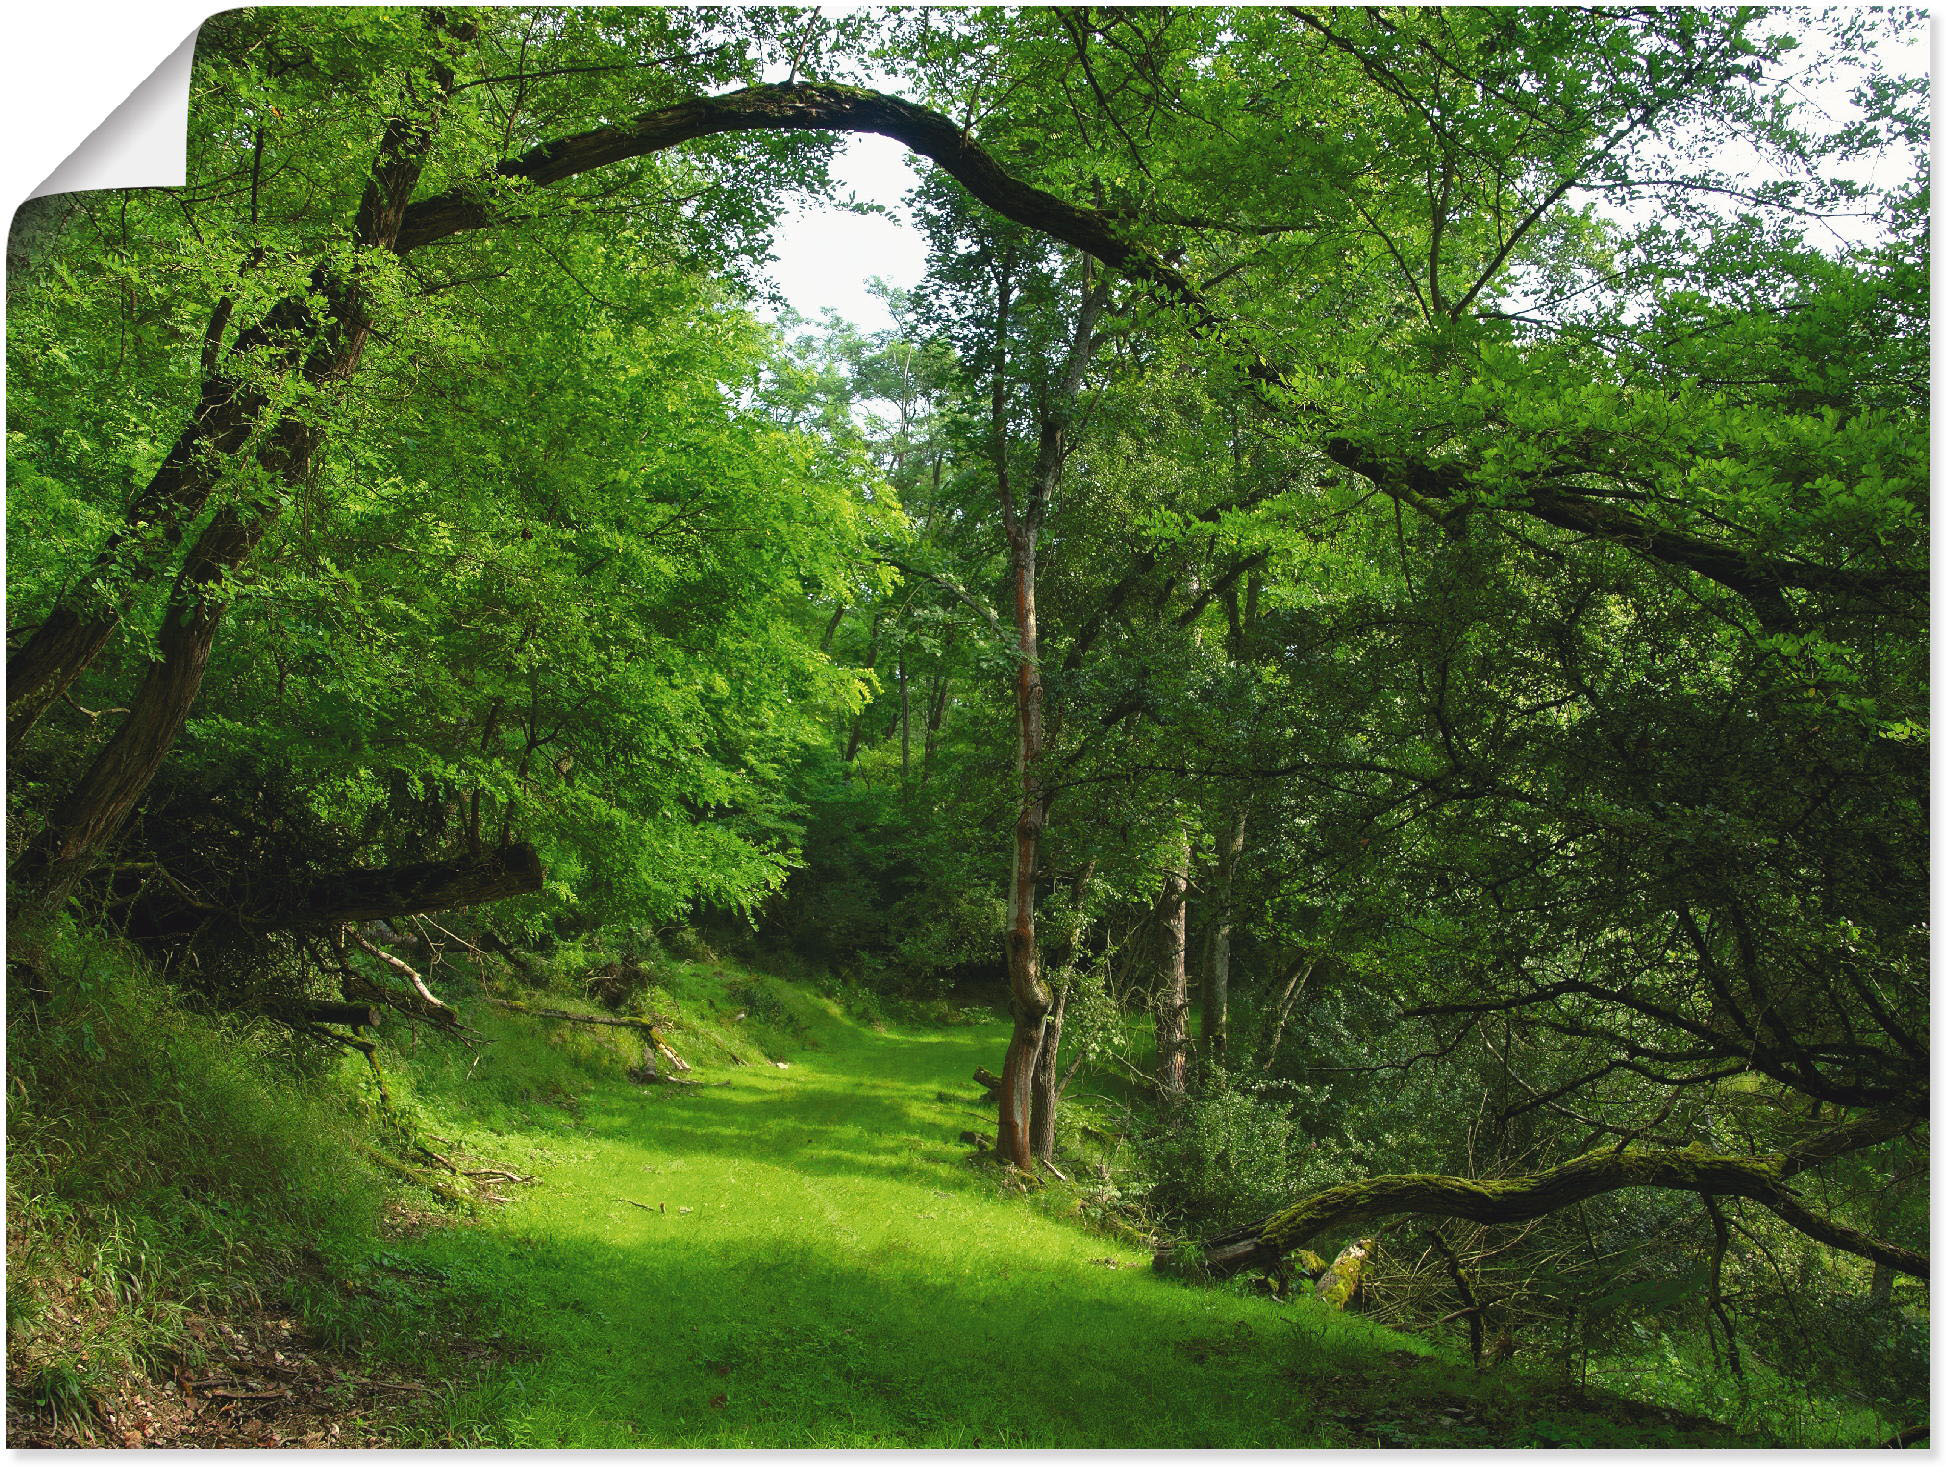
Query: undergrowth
3 918 877 1443
2 919 1895 1448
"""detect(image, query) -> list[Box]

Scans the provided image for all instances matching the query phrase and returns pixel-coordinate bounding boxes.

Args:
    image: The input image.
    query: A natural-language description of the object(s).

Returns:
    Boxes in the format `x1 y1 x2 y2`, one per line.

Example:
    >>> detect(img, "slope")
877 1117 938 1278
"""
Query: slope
364 972 1753 1448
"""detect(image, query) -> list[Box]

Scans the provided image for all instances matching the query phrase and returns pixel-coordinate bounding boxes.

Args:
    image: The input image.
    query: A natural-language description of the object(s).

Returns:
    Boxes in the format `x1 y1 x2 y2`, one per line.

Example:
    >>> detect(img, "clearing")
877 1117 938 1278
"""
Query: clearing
363 987 1745 1448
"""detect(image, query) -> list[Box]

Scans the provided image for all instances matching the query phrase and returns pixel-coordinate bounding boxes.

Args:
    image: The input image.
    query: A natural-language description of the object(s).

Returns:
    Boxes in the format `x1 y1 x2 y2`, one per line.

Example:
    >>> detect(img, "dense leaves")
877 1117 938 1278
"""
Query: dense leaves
6 3 1925 1437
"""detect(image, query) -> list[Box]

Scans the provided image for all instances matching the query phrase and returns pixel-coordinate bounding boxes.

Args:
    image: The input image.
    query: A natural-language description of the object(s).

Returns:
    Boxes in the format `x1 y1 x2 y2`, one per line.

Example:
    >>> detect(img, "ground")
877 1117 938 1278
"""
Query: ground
333 996 1756 1447
9 973 1773 1448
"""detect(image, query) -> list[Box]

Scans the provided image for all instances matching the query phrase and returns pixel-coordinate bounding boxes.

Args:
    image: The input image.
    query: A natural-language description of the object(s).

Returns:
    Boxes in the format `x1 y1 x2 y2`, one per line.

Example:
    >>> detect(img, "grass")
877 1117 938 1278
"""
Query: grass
348 965 1756 1448
7 922 389 1415
389 1009 1415 1446
3 930 1869 1448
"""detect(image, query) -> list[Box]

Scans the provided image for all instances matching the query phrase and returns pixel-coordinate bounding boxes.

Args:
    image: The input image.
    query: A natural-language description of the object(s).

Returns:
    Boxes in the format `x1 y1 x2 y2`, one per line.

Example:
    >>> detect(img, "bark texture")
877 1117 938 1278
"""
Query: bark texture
1029 980 1069 1164
1151 839 1192 1099
996 521 1051 1168
1181 1110 1927 1282
272 843 546 928
1314 1237 1374 1309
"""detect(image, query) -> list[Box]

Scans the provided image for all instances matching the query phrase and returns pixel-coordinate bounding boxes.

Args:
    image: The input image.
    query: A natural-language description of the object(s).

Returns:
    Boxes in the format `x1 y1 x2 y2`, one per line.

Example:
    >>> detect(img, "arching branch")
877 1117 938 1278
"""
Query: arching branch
395 82 1912 614
1185 1109 1925 1281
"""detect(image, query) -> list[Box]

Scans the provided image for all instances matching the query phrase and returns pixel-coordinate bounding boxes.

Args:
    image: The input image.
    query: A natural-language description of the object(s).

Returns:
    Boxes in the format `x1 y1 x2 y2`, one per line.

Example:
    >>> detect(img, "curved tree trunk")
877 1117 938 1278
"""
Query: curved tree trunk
13 67 1902 757
385 81 1912 612
13 497 289 924
1180 1109 1927 1282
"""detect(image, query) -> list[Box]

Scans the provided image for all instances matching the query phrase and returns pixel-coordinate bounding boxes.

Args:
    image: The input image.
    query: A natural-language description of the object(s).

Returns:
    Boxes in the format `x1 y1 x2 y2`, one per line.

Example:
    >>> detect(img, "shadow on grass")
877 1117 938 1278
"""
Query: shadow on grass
388 1010 1755 1449
414 1213 1397 1448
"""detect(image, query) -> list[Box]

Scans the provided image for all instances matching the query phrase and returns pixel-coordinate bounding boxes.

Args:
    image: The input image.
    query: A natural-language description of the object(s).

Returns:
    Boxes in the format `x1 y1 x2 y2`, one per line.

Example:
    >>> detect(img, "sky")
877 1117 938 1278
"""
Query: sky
763 132 927 337
754 10 1928 336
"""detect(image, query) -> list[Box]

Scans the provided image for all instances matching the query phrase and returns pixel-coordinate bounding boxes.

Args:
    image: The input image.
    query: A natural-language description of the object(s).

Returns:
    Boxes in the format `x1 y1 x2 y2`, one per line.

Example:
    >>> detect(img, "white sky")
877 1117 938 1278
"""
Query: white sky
764 132 926 336
758 11 1928 334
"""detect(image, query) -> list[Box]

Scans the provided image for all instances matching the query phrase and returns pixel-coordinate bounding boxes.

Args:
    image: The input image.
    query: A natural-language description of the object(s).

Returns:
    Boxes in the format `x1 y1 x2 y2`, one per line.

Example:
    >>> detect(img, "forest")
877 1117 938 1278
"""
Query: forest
4 4 1928 1449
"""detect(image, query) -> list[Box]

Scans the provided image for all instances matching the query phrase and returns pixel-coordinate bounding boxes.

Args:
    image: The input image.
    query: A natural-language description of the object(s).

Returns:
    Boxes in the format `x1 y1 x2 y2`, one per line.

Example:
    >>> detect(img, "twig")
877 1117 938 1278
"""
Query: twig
347 925 458 1025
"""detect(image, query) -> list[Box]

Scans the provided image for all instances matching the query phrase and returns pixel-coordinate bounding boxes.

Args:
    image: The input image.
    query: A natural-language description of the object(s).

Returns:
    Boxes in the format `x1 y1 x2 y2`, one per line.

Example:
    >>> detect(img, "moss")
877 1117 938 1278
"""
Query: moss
1259 1144 1803 1254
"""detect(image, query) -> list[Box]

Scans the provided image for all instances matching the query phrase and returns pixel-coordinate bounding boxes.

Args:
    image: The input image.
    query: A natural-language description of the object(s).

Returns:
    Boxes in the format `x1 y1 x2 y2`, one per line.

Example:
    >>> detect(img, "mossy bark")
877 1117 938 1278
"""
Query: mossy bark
1314 1238 1373 1309
1181 1110 1926 1283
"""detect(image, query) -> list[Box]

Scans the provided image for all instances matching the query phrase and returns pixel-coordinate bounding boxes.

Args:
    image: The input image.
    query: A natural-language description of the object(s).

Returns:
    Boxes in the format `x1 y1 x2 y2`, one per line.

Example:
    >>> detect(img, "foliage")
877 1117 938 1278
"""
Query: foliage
4 4 1926 1447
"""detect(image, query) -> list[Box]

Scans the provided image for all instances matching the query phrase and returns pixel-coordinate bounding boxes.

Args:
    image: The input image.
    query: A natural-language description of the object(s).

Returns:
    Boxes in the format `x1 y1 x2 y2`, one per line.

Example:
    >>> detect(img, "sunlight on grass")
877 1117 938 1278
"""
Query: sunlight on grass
388 990 1420 1447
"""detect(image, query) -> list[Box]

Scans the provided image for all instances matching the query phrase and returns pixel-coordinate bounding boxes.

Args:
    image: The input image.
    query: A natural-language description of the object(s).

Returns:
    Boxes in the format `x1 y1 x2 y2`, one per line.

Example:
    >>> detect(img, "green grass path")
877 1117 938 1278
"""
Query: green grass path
403 1006 1435 1448
385 998 1747 1449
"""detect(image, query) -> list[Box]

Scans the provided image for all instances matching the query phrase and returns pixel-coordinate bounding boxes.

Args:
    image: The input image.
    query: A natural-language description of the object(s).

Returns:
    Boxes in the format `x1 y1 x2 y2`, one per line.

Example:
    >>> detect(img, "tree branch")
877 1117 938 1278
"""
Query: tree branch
1188 1110 1926 1281
382 81 1914 616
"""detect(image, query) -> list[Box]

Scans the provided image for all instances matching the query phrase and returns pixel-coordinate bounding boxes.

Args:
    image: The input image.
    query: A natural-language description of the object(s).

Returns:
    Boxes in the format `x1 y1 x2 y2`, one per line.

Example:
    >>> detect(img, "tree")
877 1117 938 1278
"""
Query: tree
8 5 1922 1299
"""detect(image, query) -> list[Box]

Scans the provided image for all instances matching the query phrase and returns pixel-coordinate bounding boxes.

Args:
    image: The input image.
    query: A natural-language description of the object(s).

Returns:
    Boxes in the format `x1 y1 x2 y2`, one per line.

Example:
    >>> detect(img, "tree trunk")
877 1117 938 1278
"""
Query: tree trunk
1152 830 1192 1100
1259 949 1321 1067
989 254 1104 1168
1029 859 1094 1165
997 522 1051 1169
1871 1260 1897 1304
7 293 317 745
1029 978 1069 1164
10 14 477 745
920 668 949 785
12 498 287 924
488 998 687 1069
897 650 911 785
8 16 474 925
1199 804 1246 1068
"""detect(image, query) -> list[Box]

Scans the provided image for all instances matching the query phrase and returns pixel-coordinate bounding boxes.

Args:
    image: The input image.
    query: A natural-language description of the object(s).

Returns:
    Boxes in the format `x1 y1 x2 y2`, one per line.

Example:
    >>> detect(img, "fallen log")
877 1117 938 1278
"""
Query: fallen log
1314 1237 1374 1309
1166 1112 1928 1283
299 1001 381 1031
270 843 544 928
973 1066 1004 1095
1163 1223 1284 1280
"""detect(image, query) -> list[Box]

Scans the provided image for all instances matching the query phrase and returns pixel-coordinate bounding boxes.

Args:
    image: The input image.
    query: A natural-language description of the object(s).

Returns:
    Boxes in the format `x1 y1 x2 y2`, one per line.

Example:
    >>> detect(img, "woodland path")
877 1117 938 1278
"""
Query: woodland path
398 1004 1738 1448
399 1007 1405 1446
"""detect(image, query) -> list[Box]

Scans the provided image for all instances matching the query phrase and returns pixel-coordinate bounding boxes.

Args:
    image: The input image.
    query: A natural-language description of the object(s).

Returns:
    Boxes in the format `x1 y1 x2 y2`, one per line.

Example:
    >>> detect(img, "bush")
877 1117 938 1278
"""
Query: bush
1139 1077 1311 1234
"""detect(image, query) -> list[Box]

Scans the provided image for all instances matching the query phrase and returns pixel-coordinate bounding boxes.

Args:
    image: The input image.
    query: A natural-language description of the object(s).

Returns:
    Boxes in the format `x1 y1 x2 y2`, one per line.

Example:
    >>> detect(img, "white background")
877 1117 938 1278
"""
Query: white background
4 1 214 210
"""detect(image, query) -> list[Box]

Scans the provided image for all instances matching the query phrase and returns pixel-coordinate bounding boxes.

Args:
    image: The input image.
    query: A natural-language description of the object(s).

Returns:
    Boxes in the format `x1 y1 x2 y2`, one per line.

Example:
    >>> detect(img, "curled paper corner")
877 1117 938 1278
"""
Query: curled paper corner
29 29 199 203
